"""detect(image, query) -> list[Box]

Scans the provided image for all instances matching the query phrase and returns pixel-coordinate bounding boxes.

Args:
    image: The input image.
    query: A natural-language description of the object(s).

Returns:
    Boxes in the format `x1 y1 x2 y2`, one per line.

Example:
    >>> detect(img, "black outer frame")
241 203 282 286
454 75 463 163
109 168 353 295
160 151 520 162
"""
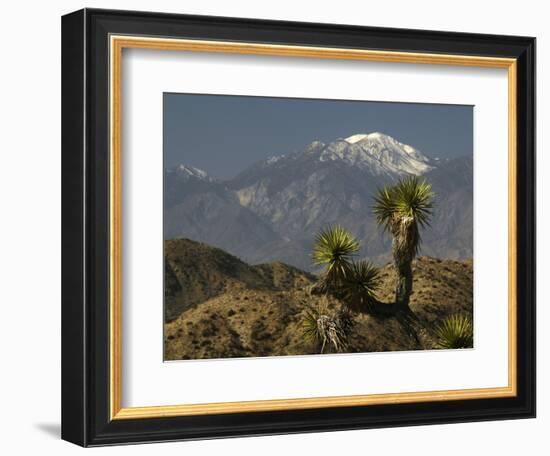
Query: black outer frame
61 8 536 447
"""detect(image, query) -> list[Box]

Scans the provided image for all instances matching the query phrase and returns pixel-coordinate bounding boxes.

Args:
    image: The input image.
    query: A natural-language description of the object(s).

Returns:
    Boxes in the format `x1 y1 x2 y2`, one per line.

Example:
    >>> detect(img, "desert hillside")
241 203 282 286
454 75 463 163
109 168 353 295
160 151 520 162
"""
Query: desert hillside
164 239 473 361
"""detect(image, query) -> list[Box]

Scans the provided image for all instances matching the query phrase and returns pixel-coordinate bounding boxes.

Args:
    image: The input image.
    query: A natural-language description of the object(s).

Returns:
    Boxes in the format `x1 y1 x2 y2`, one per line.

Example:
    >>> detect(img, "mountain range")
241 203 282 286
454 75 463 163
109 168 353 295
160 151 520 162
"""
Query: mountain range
164 132 473 271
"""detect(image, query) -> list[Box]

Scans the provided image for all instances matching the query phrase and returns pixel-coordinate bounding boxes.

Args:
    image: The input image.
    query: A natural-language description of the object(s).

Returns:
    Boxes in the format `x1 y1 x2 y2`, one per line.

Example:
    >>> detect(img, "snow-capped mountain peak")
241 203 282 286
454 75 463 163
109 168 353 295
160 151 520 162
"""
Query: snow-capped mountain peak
318 132 434 176
239 132 434 179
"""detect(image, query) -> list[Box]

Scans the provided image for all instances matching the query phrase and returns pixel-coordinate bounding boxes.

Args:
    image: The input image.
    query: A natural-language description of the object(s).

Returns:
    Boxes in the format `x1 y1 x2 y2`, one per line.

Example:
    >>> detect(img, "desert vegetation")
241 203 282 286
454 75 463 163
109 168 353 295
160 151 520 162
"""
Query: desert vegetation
301 176 473 353
373 176 435 311
164 175 473 360
302 299 353 354
433 314 474 349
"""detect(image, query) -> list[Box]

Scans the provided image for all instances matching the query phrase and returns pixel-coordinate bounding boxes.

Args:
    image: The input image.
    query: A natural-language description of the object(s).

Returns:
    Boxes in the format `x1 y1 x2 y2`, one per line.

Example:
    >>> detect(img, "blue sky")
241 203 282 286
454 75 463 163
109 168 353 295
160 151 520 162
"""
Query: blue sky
164 93 473 179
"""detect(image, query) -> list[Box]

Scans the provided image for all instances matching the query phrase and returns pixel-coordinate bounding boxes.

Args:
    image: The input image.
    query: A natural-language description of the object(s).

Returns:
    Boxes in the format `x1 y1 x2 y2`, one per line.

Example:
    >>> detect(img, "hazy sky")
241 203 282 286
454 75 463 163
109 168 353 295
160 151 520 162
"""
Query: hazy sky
164 93 473 180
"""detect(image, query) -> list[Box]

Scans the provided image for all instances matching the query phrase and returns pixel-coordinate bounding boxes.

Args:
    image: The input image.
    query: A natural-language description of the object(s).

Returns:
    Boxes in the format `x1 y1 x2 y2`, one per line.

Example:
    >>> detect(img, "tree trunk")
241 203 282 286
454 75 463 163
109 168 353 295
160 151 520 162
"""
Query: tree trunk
394 259 413 311
391 216 416 312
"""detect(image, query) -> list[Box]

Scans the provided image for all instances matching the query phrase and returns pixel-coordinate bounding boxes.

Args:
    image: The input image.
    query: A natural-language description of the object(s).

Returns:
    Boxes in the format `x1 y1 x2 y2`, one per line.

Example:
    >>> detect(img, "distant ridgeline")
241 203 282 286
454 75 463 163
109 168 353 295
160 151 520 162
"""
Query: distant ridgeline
164 132 473 271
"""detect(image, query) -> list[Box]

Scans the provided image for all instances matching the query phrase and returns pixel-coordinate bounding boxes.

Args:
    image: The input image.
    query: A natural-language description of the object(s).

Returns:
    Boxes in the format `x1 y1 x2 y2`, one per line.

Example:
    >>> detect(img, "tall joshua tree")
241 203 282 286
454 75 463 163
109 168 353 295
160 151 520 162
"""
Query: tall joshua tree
373 176 434 311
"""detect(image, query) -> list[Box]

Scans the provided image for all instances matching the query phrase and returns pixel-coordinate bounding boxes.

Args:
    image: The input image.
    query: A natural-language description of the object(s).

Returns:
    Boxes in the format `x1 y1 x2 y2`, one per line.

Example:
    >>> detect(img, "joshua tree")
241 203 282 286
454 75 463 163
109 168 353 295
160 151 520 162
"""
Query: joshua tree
312 225 359 294
373 176 434 311
311 225 380 313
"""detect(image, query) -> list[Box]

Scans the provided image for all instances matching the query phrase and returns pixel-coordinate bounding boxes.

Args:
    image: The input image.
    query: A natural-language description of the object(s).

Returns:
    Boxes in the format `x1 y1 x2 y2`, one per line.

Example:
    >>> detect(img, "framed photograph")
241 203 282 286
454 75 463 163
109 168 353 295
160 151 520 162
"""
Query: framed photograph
61 8 535 446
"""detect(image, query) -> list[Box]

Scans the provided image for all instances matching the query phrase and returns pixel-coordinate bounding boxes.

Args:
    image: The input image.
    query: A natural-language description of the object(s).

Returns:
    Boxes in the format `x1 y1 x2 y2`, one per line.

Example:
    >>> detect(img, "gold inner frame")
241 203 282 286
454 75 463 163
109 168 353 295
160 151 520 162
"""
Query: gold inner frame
109 35 518 420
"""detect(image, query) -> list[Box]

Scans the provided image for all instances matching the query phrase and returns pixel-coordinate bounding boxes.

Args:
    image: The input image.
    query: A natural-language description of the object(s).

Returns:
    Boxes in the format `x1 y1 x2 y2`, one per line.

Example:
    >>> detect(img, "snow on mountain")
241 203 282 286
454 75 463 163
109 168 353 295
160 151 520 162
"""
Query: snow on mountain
318 132 434 176
248 132 434 177
344 133 370 144
172 164 215 182
170 133 434 188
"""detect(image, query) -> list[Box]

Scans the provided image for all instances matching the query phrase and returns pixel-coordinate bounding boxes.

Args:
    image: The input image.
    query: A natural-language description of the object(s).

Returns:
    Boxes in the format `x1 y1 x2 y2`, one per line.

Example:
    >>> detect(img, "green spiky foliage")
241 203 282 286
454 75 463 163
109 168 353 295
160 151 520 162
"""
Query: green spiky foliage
312 225 359 293
373 176 434 310
302 300 351 354
434 314 473 349
341 260 381 312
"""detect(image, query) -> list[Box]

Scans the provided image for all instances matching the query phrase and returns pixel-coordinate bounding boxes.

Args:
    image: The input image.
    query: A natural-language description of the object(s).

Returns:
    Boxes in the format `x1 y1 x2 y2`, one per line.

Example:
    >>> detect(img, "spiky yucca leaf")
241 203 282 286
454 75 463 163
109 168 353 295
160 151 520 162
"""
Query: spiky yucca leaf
372 186 399 233
373 176 434 259
341 260 381 312
392 176 434 228
313 225 359 266
312 225 359 291
373 176 434 231
434 314 473 349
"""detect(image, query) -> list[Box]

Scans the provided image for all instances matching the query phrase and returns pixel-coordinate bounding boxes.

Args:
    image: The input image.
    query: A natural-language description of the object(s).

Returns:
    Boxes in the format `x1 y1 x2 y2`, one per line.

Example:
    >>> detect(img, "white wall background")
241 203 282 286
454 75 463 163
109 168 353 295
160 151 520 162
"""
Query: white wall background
0 0 545 454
